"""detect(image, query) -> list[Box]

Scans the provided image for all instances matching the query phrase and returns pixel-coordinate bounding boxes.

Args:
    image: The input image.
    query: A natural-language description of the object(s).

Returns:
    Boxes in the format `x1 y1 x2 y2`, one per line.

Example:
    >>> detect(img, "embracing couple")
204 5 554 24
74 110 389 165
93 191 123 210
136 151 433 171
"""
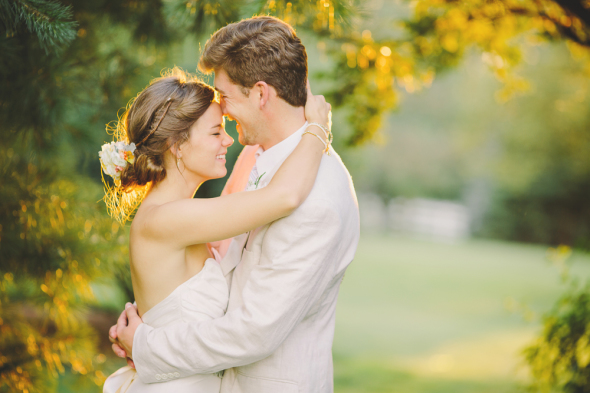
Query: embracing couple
102 16 359 393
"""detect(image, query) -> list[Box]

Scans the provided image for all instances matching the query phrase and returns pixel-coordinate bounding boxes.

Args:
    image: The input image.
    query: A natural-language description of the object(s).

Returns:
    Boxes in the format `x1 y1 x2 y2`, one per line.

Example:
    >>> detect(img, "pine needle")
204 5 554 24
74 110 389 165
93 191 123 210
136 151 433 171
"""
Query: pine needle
0 0 77 54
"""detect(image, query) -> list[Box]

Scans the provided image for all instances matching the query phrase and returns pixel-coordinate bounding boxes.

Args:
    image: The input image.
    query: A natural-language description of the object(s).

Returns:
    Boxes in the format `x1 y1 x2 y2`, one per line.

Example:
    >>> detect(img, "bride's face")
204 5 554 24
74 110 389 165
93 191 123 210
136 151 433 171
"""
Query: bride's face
178 102 234 181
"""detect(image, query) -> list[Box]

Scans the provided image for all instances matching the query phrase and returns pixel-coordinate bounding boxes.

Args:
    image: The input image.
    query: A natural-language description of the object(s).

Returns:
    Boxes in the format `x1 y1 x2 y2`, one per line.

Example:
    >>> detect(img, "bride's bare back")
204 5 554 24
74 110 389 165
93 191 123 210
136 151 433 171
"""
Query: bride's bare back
129 201 212 316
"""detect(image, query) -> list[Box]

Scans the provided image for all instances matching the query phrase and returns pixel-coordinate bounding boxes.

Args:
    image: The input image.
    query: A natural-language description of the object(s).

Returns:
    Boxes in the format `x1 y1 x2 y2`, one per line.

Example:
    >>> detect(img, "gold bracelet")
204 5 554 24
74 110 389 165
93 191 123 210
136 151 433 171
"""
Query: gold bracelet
302 131 327 150
307 122 329 138
305 123 332 155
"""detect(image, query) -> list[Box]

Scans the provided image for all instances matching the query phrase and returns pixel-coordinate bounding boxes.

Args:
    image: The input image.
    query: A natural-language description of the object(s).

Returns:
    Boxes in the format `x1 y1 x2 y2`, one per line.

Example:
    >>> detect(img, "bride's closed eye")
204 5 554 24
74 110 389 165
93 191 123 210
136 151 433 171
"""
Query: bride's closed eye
211 124 223 136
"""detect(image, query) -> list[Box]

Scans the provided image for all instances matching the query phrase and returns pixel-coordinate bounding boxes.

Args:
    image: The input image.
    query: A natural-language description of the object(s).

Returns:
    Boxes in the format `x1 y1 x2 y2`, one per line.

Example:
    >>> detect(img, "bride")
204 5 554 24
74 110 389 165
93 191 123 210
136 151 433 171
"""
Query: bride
100 68 331 392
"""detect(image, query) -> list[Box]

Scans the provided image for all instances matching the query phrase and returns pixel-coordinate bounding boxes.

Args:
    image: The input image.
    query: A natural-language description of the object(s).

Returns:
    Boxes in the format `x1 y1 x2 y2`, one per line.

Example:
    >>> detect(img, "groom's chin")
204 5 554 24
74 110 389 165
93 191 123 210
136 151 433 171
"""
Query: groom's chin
237 134 252 146
236 126 247 145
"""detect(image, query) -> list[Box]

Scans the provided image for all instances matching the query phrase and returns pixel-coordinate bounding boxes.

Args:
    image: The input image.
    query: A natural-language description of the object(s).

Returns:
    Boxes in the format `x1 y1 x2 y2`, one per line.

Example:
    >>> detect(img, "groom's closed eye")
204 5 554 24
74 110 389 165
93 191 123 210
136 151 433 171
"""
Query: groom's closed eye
215 88 226 99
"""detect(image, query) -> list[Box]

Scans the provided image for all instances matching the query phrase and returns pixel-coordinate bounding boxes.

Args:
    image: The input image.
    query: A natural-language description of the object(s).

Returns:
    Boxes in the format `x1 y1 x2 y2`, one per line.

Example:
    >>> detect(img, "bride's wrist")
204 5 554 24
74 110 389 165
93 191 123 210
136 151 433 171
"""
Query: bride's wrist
307 123 330 140
308 121 328 132
307 120 329 130
303 122 332 155
302 130 327 150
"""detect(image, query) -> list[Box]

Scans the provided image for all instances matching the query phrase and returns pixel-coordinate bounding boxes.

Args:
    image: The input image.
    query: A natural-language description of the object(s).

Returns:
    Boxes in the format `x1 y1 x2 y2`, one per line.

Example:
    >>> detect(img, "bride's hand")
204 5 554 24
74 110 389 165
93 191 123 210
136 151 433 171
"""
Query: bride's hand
304 80 331 134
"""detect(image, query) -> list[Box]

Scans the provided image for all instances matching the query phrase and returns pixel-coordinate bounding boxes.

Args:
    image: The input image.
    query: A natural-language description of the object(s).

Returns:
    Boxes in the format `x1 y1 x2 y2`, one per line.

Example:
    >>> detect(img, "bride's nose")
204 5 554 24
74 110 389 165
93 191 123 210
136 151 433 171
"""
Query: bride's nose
222 131 234 147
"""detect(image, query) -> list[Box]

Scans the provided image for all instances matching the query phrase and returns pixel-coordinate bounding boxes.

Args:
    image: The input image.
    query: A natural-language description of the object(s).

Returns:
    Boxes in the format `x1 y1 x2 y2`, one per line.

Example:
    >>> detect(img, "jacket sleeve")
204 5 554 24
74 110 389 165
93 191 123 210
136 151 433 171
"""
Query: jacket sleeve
132 197 341 383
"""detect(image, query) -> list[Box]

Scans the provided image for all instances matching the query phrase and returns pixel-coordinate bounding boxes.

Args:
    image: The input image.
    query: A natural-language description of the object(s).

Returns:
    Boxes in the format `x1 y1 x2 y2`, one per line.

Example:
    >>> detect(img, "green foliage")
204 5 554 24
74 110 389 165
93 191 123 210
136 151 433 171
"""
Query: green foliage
0 144 127 391
0 1 165 390
0 0 77 53
525 284 590 393
164 0 240 35
321 37 400 145
471 43 590 246
524 247 590 393
322 0 590 144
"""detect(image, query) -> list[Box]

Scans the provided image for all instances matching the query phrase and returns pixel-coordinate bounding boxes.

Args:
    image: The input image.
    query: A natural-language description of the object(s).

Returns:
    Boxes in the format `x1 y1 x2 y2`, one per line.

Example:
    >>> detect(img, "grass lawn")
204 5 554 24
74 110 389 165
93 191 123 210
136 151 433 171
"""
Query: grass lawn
333 234 590 393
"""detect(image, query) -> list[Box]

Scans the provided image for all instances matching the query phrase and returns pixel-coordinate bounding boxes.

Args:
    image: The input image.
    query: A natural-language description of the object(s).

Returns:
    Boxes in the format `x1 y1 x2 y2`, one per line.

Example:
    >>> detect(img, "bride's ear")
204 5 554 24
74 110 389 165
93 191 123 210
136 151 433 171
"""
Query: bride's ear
169 142 182 160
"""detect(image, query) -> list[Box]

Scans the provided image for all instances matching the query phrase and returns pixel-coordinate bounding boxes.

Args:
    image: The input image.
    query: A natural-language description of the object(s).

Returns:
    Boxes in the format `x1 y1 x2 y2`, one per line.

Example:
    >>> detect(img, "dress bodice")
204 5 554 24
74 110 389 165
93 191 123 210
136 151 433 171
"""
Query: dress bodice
104 258 228 393
142 258 229 328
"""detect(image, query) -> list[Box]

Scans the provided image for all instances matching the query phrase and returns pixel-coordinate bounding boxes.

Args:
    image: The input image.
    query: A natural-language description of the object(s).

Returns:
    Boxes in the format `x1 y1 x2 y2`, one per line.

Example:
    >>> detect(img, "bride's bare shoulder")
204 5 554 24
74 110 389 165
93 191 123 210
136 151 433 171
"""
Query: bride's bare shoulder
131 197 205 239
130 203 156 238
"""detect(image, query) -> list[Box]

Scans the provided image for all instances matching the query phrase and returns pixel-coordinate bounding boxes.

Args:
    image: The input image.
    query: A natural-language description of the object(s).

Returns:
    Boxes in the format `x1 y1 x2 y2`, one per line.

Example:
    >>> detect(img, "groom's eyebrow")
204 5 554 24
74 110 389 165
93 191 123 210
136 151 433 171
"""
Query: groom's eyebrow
215 87 226 95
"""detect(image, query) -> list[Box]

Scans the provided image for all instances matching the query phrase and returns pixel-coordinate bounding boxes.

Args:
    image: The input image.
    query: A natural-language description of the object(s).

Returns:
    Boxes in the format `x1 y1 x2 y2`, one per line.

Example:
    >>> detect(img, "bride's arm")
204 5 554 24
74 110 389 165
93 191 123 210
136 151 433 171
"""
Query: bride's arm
207 144 259 258
145 84 331 247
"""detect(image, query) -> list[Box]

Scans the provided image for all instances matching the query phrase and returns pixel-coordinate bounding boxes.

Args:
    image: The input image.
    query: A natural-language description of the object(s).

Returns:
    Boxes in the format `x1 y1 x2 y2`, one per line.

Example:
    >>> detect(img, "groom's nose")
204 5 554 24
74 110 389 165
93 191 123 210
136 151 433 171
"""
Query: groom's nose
219 99 228 116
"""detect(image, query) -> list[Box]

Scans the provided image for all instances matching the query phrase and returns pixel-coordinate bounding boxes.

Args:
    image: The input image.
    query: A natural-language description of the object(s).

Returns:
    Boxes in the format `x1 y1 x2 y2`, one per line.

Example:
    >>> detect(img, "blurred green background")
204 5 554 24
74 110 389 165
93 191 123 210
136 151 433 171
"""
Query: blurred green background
3 0 590 392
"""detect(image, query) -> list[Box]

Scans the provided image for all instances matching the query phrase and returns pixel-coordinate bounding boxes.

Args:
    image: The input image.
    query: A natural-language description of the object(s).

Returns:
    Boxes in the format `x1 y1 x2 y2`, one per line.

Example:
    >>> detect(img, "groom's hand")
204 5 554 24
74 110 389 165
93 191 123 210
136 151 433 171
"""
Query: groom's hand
109 303 143 368
118 303 143 357
109 317 136 368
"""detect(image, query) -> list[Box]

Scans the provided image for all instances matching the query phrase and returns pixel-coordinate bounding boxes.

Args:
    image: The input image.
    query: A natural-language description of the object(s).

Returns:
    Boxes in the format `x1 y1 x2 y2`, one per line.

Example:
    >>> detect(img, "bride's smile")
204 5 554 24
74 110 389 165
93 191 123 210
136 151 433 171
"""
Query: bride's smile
175 102 233 183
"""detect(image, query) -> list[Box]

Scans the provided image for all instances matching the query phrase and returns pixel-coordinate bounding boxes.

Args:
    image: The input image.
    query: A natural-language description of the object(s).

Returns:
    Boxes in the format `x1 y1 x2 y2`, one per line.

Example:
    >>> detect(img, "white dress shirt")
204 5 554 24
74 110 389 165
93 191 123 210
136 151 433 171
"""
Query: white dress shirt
246 122 307 191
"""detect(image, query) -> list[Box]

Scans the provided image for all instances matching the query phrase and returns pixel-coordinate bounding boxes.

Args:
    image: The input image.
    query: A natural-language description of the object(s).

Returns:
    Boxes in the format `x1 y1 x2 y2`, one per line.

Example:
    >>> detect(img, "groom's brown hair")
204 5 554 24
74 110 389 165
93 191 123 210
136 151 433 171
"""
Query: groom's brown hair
199 16 308 107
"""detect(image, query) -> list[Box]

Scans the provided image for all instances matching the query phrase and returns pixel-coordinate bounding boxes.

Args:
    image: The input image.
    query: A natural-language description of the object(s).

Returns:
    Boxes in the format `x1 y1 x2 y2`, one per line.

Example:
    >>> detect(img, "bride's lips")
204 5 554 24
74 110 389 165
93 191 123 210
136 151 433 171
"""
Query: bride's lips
216 153 226 162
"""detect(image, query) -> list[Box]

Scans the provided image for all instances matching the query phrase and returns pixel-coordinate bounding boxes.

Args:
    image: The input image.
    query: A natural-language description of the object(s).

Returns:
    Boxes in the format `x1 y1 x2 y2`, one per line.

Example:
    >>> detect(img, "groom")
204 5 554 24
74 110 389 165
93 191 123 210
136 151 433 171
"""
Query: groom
110 16 360 392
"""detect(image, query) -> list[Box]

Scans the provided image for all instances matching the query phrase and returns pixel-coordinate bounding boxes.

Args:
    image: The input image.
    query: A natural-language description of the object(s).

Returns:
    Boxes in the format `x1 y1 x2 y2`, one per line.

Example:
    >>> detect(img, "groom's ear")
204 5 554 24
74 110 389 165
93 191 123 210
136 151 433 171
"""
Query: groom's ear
253 81 270 108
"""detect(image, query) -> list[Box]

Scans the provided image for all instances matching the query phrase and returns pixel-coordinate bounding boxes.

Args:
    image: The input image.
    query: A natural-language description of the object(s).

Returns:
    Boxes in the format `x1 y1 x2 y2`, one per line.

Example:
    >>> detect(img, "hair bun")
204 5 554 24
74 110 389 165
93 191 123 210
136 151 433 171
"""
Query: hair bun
120 150 166 189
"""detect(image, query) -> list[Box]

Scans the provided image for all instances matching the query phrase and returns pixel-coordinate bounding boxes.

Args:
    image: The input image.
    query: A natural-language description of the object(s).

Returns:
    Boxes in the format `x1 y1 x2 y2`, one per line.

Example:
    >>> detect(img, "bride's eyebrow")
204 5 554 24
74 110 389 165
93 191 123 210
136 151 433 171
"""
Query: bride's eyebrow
211 124 222 129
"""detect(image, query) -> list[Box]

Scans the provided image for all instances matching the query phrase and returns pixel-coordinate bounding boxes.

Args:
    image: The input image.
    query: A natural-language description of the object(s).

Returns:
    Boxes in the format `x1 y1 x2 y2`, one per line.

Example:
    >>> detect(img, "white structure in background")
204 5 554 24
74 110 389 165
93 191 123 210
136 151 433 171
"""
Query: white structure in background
357 193 388 231
388 198 470 242
357 193 471 242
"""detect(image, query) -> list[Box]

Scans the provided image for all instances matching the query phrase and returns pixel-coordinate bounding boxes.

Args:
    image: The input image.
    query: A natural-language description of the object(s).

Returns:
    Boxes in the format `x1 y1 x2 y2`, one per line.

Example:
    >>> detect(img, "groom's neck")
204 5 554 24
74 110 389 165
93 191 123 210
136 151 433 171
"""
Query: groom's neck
259 104 306 151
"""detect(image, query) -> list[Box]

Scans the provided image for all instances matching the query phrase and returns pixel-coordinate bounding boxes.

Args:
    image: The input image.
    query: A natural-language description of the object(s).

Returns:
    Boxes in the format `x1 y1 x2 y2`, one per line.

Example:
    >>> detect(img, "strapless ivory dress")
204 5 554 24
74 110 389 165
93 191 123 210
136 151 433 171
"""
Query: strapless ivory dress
103 259 229 393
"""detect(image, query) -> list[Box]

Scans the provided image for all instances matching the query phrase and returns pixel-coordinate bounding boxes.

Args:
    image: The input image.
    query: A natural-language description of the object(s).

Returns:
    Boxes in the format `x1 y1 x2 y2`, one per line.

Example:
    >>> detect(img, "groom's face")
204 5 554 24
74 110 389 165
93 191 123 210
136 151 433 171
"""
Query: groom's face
214 69 261 146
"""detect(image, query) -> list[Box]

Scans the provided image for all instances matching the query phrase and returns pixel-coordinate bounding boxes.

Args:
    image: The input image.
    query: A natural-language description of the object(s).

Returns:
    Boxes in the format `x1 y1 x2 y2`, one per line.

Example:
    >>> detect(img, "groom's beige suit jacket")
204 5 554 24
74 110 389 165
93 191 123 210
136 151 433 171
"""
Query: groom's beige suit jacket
133 126 360 393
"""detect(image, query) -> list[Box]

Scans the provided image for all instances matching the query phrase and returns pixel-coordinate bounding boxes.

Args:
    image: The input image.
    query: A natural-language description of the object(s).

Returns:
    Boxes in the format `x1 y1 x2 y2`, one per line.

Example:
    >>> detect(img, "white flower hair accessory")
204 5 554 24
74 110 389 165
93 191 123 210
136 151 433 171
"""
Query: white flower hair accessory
98 141 136 182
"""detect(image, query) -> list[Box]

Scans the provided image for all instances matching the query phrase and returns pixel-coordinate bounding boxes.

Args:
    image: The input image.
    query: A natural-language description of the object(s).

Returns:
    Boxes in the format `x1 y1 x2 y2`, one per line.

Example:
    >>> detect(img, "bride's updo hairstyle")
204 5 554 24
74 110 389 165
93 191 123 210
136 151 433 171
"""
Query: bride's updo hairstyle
103 68 215 223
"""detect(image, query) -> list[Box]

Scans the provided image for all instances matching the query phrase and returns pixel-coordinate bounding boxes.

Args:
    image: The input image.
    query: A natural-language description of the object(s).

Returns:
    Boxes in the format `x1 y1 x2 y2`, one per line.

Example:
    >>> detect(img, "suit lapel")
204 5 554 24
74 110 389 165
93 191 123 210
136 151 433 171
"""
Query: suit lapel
220 232 249 278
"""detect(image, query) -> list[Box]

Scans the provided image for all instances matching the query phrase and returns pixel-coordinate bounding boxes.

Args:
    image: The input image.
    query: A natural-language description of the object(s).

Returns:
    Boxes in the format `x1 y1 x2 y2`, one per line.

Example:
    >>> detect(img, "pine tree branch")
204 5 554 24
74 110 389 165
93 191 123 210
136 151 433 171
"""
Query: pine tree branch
0 0 77 53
